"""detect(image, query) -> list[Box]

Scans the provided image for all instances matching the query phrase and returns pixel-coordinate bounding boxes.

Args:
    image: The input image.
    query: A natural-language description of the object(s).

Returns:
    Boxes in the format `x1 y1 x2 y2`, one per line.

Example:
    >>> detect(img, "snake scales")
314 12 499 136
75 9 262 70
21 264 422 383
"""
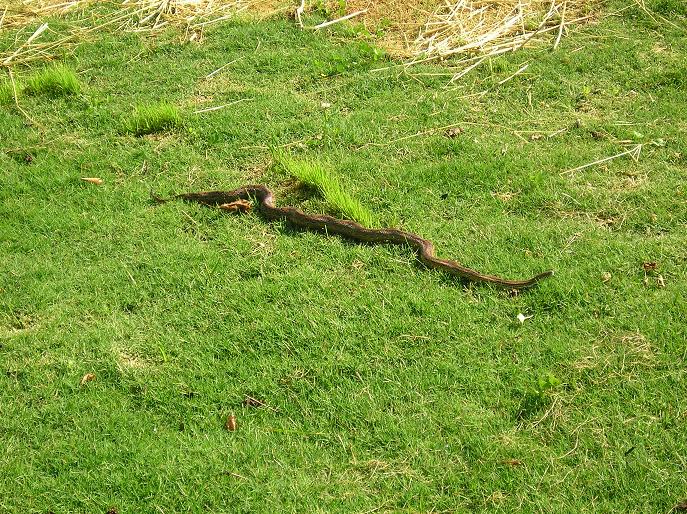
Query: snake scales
154 185 553 289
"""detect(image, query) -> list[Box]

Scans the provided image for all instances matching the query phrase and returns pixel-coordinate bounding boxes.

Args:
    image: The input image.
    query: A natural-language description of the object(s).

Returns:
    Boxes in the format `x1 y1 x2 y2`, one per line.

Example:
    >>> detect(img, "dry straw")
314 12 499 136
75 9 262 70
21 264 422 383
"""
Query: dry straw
409 0 596 68
0 0 260 68
1 0 675 77
121 0 255 31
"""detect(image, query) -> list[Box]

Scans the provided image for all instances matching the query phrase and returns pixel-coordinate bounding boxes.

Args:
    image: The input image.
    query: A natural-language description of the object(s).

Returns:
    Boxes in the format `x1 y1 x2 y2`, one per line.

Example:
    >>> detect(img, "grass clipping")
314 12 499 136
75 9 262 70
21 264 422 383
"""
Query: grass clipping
273 151 374 228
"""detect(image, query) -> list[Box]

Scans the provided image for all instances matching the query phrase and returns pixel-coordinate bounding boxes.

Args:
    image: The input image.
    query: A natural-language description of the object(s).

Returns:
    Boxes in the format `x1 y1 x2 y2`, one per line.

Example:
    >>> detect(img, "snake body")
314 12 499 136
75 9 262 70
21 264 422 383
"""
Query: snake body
157 185 553 289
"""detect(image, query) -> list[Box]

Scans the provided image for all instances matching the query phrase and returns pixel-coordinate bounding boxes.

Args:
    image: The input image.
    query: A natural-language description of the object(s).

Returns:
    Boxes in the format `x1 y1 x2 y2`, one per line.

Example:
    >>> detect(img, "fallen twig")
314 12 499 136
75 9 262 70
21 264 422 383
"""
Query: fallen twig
553 0 568 50
561 144 643 175
205 56 247 79
309 9 367 30
295 0 305 29
8 68 39 126
193 98 252 115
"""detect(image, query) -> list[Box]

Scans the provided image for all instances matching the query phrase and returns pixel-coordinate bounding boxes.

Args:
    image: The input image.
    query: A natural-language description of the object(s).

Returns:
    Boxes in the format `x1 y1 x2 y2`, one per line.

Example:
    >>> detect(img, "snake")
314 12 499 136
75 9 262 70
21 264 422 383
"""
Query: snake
153 184 553 289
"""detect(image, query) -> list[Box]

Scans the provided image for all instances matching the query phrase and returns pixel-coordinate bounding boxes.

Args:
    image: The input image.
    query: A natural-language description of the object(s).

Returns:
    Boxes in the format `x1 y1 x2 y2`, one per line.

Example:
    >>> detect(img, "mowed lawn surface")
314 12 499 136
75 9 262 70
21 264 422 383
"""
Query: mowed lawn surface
1 4 686 512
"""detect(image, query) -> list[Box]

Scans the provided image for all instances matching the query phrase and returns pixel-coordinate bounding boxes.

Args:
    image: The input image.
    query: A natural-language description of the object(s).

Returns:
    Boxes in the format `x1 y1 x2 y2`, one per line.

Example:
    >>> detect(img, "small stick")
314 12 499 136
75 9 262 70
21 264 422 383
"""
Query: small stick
205 56 246 79
495 62 529 85
192 12 247 29
553 0 567 51
547 127 568 138
8 68 38 126
193 98 252 114
309 10 367 30
295 0 305 29
449 56 487 83
562 144 643 175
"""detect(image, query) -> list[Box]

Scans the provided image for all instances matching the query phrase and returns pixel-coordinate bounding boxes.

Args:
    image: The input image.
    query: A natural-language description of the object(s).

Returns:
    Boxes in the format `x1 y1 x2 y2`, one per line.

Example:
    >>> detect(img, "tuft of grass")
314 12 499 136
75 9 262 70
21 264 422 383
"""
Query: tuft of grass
517 372 562 419
24 64 80 97
0 81 15 105
273 150 374 227
125 102 182 136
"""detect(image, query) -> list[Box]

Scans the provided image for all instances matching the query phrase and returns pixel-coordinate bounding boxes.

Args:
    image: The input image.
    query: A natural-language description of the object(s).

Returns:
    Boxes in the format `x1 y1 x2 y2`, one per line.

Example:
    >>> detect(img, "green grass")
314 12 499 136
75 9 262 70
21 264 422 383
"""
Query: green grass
273 150 375 227
125 102 183 136
1 4 687 513
24 64 80 97
0 81 15 105
648 0 687 15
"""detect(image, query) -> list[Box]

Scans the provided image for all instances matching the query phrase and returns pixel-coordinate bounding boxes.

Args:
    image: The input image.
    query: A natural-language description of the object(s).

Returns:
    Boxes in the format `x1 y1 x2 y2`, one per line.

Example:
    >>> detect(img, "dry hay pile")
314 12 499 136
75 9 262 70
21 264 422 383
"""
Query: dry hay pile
412 0 596 62
327 0 441 54
0 0 256 28
0 0 258 67
120 0 256 30
0 0 88 27
1 0 610 74
332 0 597 61
1 0 89 67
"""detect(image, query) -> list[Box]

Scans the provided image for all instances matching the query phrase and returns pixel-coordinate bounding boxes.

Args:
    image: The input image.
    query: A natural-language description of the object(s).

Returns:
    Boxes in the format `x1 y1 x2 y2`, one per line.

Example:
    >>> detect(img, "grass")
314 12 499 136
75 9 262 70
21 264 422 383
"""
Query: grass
24 64 80 97
1 4 686 513
125 102 183 136
0 81 15 105
273 149 375 227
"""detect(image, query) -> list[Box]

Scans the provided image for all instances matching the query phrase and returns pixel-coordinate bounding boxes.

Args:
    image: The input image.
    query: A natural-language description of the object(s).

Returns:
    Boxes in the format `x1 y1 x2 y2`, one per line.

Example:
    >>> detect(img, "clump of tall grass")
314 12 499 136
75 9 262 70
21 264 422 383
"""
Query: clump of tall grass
125 102 182 136
24 64 80 97
273 150 374 228
0 81 16 105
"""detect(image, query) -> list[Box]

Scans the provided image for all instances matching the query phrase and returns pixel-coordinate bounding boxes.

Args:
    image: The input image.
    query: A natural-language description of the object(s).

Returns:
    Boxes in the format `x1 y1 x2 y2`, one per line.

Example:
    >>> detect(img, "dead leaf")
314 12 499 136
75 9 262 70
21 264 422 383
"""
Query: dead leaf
106 508 119 514
674 500 687 512
444 127 463 138
225 414 237 431
643 262 658 272
601 272 612 283
80 177 103 185
500 459 522 466
80 373 96 386
657 275 665 287
219 199 251 214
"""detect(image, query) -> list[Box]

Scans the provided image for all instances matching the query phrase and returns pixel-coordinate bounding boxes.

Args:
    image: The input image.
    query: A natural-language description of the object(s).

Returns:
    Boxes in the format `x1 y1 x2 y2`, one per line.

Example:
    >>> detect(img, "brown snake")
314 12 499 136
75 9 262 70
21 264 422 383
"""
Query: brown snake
154 185 553 289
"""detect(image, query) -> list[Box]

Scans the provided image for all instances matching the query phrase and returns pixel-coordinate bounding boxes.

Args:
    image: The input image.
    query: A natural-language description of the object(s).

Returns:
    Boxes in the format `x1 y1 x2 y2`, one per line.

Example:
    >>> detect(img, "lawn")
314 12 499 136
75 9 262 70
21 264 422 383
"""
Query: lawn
1 2 686 512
